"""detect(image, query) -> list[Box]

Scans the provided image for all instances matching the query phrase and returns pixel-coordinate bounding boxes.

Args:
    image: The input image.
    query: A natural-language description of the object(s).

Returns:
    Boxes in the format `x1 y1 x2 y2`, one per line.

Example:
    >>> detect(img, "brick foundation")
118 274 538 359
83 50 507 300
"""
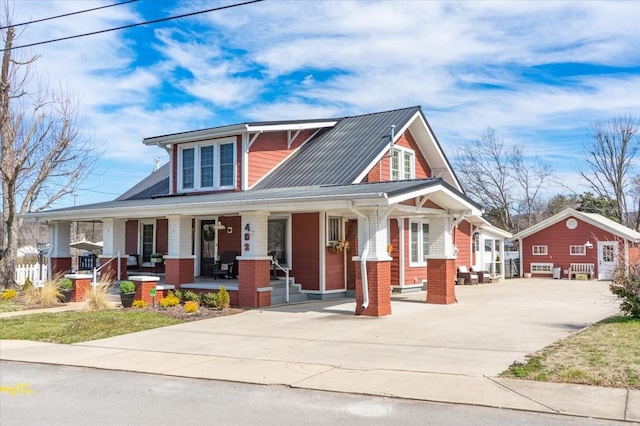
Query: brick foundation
354 260 392 316
426 258 457 304
164 258 194 285
238 259 271 308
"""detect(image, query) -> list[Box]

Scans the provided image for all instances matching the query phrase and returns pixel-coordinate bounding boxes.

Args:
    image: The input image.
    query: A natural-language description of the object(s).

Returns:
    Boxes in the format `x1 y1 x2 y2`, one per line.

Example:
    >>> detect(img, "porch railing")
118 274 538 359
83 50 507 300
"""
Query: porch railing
271 258 290 303
92 252 121 286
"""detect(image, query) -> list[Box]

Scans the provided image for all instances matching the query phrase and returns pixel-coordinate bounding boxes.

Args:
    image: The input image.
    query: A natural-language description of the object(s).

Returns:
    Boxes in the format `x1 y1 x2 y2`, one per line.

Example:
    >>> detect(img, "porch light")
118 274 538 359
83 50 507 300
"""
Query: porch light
585 240 593 249
214 216 226 230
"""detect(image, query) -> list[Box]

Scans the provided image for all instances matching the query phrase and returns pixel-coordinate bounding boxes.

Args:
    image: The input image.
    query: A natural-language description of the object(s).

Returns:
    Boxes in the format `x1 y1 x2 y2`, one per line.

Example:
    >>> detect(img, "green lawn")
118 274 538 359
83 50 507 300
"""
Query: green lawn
501 316 640 389
0 310 185 344
0 300 24 313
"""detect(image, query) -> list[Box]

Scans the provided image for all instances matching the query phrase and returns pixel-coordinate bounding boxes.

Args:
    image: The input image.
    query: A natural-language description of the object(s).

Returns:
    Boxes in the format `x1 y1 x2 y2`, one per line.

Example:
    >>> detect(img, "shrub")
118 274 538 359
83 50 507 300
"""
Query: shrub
59 278 73 291
170 289 183 302
216 285 230 309
201 292 218 308
22 280 61 308
611 264 640 318
132 300 147 309
23 277 33 290
1 289 18 300
119 281 135 294
85 283 115 311
183 300 199 314
160 294 180 308
182 290 201 303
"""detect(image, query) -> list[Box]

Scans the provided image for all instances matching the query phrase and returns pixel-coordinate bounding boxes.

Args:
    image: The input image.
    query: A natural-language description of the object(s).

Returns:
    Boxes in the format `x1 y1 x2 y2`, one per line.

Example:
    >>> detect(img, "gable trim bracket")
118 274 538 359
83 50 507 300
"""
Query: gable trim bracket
247 131 263 151
450 211 469 230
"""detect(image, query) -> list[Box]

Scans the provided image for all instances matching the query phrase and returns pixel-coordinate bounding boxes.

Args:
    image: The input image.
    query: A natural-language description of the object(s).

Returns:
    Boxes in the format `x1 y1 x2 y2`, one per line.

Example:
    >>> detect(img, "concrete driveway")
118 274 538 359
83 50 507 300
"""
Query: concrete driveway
79 278 619 377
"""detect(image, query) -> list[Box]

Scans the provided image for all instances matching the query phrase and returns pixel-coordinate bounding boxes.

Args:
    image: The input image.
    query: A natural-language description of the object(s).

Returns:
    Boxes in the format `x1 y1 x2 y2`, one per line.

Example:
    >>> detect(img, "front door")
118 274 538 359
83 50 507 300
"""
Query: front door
597 241 617 280
200 220 217 276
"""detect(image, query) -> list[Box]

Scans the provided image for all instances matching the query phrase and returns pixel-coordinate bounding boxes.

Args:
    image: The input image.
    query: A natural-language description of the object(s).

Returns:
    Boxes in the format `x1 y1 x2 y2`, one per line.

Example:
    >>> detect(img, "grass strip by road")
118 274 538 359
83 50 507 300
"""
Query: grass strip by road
501 316 640 389
0 311 185 344
0 300 24 313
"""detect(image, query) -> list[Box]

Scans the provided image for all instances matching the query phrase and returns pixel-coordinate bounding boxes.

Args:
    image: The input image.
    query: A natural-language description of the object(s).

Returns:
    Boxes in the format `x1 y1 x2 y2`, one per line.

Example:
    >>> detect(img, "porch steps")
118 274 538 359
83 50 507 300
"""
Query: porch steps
270 278 308 305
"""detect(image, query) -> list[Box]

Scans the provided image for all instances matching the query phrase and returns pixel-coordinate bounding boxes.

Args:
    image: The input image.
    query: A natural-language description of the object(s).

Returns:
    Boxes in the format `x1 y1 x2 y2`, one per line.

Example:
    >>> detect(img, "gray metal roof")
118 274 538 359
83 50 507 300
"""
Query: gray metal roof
253 106 422 189
117 163 170 201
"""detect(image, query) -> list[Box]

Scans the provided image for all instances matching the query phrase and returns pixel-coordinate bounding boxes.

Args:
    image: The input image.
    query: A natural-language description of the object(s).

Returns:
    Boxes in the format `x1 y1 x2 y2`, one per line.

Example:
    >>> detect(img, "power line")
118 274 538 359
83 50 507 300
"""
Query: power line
0 0 139 30
2 0 266 52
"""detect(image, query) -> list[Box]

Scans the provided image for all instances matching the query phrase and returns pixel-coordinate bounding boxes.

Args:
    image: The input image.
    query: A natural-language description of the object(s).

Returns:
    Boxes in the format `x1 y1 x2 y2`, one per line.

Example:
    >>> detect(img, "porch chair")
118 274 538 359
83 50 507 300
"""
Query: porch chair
457 265 478 285
213 251 237 279
470 266 490 283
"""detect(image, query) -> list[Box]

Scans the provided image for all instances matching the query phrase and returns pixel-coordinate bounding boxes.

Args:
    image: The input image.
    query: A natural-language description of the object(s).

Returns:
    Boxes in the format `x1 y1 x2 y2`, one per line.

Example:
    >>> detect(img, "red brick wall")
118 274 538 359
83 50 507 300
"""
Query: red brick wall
426 258 456 304
292 213 320 291
248 130 315 186
100 257 128 281
70 276 91 302
521 216 620 277
165 258 194 285
354 261 391 316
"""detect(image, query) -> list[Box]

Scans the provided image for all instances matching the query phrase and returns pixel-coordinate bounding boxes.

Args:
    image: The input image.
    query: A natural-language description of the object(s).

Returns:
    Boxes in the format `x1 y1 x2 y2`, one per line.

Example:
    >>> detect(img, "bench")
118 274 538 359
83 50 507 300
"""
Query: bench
569 263 595 280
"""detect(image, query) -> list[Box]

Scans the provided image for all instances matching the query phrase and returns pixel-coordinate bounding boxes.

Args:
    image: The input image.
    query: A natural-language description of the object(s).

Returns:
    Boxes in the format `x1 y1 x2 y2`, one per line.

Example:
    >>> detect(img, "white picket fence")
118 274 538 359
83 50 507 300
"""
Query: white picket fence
15 263 48 286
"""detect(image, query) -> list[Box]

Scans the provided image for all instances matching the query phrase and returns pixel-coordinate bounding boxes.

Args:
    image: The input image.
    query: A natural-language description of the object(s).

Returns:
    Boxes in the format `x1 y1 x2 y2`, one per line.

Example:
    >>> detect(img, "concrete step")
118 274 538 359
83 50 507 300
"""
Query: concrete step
271 293 309 305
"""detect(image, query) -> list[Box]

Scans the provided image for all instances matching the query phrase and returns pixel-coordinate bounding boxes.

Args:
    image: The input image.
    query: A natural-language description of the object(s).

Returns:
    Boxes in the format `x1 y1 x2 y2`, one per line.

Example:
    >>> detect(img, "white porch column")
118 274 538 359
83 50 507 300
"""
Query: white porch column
355 208 391 261
102 218 126 257
238 211 271 308
427 215 456 259
166 215 195 285
425 215 457 305
48 221 72 278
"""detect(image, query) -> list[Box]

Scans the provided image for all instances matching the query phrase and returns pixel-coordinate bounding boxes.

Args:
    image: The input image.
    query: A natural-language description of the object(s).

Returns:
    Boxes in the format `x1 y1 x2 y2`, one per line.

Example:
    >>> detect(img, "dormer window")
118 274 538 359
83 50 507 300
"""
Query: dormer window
178 138 235 191
391 146 414 180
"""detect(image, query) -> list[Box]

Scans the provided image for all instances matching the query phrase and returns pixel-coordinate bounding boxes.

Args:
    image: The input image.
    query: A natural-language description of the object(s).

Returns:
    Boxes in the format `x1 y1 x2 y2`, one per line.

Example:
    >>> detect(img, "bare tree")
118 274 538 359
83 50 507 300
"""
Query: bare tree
580 114 639 228
455 128 553 233
1 13 99 288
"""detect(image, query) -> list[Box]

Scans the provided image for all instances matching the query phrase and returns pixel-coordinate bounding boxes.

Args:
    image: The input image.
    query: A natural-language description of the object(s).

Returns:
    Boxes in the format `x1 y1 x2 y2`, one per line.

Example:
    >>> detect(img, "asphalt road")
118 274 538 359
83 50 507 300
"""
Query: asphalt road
0 362 629 426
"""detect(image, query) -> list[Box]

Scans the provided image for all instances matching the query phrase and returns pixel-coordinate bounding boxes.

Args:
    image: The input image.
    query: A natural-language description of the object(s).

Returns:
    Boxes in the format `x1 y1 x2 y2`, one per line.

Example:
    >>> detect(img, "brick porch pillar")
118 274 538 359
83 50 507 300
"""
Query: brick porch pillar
130 276 160 305
51 257 72 277
67 274 92 302
354 260 392 316
48 221 71 278
237 211 272 308
426 258 456 304
164 257 195 286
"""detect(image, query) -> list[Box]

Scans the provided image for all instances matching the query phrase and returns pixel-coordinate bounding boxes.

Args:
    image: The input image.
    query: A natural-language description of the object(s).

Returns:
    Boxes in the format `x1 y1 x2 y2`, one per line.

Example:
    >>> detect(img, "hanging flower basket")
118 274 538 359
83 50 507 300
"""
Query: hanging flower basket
328 240 349 254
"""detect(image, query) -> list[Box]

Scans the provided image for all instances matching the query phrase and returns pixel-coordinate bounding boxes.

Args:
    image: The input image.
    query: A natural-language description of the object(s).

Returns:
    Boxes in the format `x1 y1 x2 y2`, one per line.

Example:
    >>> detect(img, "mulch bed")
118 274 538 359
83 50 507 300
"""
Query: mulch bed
130 306 246 321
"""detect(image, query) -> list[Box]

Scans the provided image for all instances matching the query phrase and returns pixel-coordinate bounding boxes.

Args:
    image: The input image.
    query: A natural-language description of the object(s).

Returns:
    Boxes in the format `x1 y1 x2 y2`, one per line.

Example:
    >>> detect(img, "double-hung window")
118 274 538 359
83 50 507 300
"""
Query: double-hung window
179 139 235 191
391 146 415 181
410 220 429 265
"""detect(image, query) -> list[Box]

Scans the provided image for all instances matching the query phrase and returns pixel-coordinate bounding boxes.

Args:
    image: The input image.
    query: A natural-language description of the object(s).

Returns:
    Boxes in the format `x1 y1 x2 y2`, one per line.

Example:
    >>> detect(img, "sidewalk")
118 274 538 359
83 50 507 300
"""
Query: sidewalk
1 280 638 423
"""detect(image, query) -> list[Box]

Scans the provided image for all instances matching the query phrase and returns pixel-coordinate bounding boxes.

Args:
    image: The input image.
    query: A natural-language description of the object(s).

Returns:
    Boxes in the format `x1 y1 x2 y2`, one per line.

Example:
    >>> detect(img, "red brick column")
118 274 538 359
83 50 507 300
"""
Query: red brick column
426 258 457 304
130 276 160 305
67 274 92 302
164 258 194 286
354 260 392 316
51 257 72 277
238 258 271 308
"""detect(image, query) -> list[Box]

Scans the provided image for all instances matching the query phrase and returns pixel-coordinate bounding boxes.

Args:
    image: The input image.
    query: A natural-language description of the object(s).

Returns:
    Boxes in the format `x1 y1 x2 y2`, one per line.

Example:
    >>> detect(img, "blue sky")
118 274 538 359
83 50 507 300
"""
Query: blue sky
9 0 640 207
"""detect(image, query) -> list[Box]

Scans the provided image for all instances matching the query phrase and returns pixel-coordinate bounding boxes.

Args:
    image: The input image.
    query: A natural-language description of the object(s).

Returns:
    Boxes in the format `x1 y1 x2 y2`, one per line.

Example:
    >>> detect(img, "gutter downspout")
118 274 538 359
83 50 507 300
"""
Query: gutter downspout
350 203 369 310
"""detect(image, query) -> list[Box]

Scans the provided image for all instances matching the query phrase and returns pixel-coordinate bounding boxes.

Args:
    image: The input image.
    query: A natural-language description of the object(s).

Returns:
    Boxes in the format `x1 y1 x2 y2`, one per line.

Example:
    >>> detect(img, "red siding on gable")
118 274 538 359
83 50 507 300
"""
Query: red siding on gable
292 213 320 291
455 221 472 269
248 129 316 187
363 130 432 183
521 216 618 277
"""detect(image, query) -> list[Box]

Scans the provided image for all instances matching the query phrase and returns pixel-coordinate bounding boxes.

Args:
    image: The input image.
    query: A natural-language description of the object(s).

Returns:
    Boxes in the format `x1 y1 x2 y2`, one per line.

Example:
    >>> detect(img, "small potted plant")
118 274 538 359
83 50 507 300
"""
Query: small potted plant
119 280 136 308
150 253 164 263
58 277 73 303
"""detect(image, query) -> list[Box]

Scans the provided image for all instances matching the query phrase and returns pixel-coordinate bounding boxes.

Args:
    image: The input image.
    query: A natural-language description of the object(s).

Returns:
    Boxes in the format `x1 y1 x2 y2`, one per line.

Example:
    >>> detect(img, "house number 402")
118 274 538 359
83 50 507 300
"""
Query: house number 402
244 223 251 251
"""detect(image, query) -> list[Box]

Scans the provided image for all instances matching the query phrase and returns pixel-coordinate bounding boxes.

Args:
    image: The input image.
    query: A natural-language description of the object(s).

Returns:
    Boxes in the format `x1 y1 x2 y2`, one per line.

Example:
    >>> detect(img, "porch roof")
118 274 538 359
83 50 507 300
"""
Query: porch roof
22 178 482 222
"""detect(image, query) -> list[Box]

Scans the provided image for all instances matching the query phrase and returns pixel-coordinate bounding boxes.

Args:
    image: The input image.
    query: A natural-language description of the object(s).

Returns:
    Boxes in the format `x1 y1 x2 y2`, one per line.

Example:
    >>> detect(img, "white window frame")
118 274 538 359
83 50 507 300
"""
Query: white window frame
532 245 548 255
177 138 236 192
570 245 586 256
409 219 429 266
326 216 343 244
391 146 415 181
140 220 156 263
531 263 553 273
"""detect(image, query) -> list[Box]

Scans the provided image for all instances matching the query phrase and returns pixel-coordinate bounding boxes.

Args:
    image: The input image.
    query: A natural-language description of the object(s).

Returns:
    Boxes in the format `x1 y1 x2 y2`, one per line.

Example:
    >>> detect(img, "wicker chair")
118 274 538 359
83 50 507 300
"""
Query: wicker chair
457 265 478 285
470 266 490 283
